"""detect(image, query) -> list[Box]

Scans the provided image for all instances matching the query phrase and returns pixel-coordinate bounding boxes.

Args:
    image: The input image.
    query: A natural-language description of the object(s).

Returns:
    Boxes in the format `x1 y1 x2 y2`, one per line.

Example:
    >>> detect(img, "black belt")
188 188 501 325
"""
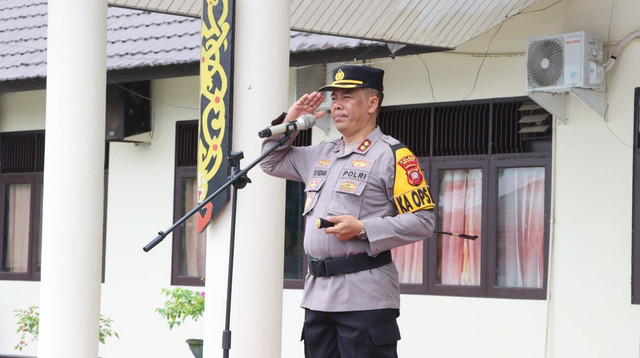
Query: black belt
308 250 392 277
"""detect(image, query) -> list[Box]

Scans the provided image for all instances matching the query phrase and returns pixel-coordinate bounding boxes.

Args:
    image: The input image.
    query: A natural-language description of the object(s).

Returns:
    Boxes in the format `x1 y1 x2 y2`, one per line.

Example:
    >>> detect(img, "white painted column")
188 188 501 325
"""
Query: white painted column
203 0 290 357
38 1 107 358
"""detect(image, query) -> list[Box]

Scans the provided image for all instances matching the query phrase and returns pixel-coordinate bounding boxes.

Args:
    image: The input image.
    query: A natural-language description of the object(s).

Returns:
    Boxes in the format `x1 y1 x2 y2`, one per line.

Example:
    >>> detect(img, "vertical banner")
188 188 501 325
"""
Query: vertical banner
197 0 234 232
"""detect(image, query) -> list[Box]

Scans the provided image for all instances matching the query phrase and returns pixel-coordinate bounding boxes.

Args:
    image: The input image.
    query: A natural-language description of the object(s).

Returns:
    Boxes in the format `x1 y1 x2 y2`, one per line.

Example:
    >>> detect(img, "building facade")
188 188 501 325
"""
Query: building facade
1 0 640 357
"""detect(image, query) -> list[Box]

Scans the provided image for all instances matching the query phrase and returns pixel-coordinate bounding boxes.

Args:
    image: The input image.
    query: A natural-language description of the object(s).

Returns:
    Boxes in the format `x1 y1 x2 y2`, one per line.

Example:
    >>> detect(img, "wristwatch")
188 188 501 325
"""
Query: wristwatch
357 227 367 241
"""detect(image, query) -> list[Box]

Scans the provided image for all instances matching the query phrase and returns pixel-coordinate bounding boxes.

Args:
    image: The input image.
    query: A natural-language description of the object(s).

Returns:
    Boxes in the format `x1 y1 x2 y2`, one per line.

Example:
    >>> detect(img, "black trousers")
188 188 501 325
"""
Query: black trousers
302 308 401 358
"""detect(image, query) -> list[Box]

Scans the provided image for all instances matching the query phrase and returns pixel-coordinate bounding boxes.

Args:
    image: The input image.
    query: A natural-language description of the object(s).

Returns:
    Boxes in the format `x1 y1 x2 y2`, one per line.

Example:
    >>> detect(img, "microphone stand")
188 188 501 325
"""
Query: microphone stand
143 131 294 358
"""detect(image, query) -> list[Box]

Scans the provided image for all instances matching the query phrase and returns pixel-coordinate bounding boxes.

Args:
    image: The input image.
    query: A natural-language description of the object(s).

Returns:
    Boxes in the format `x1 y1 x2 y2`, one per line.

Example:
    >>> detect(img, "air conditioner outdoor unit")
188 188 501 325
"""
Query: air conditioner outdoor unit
526 31 604 93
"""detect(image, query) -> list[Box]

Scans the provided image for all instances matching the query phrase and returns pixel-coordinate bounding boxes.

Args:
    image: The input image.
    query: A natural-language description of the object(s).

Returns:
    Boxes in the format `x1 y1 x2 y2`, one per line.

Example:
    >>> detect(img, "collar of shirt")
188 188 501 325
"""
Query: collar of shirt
333 127 383 157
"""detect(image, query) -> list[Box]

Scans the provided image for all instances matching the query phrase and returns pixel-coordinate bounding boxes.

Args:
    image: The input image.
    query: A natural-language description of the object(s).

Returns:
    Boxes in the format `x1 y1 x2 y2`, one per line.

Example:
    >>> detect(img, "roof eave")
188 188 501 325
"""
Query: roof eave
0 62 200 94
290 44 451 67
1 43 450 93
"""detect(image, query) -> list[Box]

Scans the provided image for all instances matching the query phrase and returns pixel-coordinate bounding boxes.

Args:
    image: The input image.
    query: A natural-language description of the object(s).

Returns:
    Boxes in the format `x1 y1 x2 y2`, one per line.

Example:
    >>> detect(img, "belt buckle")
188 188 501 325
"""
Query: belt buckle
308 257 328 277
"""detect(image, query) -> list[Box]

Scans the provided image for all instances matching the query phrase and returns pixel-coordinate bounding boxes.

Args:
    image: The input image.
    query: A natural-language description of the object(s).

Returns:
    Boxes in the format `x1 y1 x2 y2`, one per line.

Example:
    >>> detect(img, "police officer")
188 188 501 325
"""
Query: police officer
260 65 435 357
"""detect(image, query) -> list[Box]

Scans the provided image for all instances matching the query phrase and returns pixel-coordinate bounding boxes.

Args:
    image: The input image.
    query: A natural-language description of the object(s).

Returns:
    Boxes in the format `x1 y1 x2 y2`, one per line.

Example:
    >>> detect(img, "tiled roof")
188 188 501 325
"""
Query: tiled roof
0 0 389 84
0 1 202 82
107 7 200 70
0 0 48 81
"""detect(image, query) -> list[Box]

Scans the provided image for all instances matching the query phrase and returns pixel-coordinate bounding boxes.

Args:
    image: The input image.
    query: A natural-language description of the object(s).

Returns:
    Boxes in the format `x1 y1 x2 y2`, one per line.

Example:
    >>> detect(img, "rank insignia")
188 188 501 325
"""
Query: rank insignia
351 160 370 168
357 139 371 152
340 181 357 192
304 193 313 211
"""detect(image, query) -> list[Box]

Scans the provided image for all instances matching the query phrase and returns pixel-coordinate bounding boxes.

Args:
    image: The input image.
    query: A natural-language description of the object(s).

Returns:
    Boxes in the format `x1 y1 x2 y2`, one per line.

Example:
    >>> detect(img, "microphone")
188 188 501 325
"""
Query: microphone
258 114 317 138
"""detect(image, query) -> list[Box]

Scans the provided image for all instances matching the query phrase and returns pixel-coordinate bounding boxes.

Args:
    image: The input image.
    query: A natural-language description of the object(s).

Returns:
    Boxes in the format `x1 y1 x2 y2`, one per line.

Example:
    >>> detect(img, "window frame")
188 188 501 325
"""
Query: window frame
171 120 205 287
425 157 489 297
283 180 307 290
0 130 108 283
171 165 204 286
284 259 307 289
485 155 551 299
409 154 551 299
282 130 313 289
0 173 43 281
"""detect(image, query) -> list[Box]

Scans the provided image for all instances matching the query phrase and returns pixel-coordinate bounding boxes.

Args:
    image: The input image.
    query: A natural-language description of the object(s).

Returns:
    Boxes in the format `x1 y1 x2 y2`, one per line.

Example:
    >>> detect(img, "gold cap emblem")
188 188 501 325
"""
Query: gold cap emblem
335 69 345 81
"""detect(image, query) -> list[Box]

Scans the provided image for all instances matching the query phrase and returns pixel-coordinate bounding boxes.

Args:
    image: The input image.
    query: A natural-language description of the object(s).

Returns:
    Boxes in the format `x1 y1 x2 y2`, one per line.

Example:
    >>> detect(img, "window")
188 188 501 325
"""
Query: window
0 174 43 280
283 97 552 299
283 130 311 289
283 64 329 288
0 131 110 282
384 98 551 299
172 121 206 286
0 131 44 280
494 165 546 289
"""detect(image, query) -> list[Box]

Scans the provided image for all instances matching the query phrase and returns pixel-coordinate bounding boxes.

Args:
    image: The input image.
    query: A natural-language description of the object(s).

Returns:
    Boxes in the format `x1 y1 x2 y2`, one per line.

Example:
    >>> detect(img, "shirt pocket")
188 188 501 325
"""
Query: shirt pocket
302 178 326 216
326 159 375 217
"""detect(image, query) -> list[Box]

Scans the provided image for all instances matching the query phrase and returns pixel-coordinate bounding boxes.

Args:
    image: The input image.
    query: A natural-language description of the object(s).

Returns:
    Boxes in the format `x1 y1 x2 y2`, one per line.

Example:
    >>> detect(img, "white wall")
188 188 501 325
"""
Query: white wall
99 76 202 358
0 90 47 132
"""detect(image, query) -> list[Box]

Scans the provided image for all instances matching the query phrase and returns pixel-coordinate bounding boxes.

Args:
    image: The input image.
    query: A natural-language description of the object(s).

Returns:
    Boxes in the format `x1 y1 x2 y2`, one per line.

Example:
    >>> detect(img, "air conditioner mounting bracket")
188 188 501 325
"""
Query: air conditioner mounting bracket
528 88 607 124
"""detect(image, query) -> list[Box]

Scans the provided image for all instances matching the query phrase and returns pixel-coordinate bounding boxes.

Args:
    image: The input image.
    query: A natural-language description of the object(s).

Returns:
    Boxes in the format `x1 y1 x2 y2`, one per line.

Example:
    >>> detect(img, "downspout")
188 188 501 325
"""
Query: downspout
544 115 559 358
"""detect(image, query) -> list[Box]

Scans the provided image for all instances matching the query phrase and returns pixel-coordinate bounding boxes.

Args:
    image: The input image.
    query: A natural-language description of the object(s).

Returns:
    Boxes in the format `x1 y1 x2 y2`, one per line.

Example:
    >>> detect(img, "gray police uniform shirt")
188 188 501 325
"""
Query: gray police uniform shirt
261 126 435 312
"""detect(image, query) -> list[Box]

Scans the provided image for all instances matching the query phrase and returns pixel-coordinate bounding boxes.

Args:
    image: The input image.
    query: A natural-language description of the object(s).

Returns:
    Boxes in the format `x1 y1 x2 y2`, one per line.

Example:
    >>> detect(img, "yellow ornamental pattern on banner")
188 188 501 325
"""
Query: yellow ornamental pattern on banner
393 146 435 214
197 0 229 203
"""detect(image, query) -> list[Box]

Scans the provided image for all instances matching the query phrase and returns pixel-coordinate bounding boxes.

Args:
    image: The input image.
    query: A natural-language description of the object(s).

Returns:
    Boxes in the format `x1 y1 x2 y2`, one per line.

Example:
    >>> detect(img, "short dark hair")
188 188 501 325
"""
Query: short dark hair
363 87 384 112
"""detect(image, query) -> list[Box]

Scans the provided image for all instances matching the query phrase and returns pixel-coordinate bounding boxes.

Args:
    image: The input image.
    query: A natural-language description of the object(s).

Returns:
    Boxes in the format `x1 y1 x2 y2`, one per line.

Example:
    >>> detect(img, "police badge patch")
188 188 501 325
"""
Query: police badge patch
391 144 435 214
397 154 423 186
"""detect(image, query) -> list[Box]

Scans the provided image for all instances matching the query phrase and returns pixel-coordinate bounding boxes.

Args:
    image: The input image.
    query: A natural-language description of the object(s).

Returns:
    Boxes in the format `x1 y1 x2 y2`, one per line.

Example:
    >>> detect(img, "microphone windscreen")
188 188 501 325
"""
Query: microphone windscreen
299 114 316 127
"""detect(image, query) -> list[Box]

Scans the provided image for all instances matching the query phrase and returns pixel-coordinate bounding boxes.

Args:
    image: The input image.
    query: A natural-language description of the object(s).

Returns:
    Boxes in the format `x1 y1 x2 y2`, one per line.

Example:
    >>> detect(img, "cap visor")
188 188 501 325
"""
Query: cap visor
317 84 363 92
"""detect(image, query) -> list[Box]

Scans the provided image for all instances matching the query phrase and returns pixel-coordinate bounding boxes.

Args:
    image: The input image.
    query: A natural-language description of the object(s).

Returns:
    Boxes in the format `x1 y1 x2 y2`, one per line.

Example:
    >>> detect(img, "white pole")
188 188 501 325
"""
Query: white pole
38 1 107 357
203 0 290 357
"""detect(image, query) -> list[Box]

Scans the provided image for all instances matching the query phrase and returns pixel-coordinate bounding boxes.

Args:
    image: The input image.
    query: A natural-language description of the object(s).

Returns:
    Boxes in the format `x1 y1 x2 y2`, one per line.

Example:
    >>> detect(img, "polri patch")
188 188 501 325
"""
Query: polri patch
341 169 368 181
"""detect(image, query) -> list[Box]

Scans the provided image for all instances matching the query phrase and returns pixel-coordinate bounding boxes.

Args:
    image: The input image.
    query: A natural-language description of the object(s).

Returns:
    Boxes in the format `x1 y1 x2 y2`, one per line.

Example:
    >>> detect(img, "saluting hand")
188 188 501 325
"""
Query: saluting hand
285 92 326 123
324 215 364 242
